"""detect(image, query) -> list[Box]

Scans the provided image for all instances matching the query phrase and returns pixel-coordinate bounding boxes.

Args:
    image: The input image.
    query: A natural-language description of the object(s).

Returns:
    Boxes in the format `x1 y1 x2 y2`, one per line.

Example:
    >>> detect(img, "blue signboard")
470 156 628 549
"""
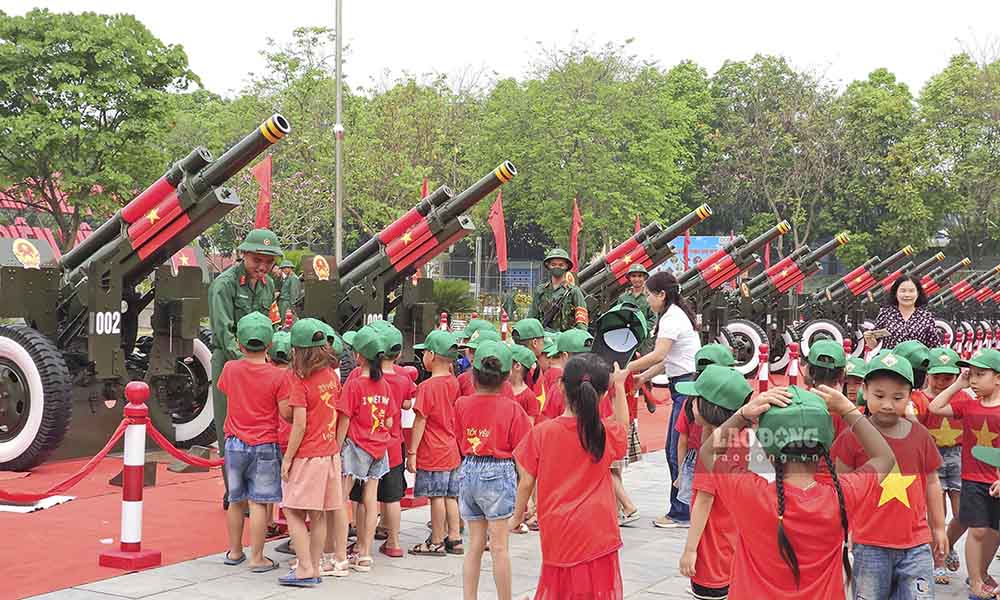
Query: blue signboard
653 236 729 274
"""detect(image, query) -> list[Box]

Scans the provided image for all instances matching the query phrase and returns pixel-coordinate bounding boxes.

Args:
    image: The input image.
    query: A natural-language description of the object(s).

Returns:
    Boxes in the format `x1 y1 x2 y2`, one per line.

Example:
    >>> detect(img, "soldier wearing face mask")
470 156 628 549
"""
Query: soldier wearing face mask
528 248 589 332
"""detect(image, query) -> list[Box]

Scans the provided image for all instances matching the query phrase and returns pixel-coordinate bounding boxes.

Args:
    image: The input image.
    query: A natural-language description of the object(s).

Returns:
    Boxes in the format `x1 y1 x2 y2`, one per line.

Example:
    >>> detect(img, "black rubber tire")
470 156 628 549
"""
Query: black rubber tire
151 328 218 449
177 328 220 448
0 326 72 472
724 319 767 376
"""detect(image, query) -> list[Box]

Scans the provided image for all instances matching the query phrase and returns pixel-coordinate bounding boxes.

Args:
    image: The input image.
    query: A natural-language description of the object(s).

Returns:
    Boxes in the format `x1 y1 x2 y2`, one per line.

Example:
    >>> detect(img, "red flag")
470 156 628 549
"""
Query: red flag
683 229 691 270
251 155 272 228
569 198 582 271
764 239 771 269
488 190 508 272
421 176 429 199
634 214 641 234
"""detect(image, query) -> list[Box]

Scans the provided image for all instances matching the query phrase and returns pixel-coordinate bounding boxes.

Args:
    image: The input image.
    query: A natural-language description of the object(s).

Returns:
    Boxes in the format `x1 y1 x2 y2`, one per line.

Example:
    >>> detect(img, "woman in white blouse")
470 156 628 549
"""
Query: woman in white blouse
626 271 701 527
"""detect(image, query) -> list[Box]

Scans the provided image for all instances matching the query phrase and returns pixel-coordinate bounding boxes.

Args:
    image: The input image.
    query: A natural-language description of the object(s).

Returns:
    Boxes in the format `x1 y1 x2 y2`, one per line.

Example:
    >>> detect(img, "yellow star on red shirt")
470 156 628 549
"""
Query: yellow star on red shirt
973 421 999 447
929 418 963 447
878 463 917 508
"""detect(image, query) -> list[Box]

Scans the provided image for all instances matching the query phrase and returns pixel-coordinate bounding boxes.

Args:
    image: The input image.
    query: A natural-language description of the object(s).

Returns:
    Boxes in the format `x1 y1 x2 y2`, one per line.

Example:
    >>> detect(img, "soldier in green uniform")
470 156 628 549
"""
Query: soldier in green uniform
527 248 589 332
618 263 655 326
208 229 283 459
276 259 302 321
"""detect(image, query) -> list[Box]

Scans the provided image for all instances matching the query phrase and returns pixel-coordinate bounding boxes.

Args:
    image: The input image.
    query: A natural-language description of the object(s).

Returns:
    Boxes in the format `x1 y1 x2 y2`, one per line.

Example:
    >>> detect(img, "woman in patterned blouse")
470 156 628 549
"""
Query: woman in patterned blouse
864 275 941 350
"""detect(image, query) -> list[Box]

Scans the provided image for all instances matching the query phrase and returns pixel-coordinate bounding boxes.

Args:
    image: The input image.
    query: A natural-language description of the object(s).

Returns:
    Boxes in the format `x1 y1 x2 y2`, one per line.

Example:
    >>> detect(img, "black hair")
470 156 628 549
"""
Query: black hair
805 364 844 388
646 271 696 329
684 396 695 425
773 443 852 589
887 274 928 308
473 356 508 392
864 369 914 394
696 396 742 427
562 353 611 462
358 350 385 381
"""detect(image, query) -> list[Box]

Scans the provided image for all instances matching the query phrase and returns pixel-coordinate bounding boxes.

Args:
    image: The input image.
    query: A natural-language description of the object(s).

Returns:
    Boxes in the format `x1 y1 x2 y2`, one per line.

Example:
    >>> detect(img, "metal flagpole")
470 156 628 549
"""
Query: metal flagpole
333 0 344 262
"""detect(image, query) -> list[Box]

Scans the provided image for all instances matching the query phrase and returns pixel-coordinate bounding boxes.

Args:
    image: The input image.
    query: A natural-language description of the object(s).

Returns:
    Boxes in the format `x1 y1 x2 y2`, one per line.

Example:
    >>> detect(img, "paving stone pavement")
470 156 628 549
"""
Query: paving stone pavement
29 453 996 599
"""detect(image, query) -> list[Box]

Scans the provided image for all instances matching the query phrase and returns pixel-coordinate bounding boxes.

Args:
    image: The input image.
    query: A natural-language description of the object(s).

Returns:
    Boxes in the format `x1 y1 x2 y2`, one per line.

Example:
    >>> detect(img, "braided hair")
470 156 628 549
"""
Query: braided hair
820 447 852 583
773 459 798 585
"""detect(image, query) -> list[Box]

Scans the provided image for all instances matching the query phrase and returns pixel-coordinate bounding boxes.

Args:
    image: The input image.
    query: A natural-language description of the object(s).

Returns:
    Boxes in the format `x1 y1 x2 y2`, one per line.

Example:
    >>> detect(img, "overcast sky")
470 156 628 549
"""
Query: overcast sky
7 1 1000 97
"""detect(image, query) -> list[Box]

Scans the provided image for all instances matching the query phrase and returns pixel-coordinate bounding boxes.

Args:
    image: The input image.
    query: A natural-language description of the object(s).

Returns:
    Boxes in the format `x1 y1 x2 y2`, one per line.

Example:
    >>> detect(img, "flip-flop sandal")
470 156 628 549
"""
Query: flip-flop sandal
511 523 530 534
947 550 961 572
935 567 950 585
379 542 403 558
278 570 320 587
619 510 640 527
526 518 540 531
274 540 294 555
251 558 279 573
444 537 464 555
223 551 246 566
265 524 284 539
409 541 446 556
374 526 389 541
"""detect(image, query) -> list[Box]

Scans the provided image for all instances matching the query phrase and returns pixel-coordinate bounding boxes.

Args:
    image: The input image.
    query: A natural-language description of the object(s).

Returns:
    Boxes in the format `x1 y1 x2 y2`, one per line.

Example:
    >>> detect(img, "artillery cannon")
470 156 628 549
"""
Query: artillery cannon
0 115 290 470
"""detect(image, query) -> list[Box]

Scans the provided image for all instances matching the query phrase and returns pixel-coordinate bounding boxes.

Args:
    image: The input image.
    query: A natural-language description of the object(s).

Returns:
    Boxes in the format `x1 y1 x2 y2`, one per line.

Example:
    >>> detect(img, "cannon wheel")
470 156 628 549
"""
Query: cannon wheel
797 319 848 360
0 326 72 471
169 329 218 448
768 328 798 373
723 319 767 377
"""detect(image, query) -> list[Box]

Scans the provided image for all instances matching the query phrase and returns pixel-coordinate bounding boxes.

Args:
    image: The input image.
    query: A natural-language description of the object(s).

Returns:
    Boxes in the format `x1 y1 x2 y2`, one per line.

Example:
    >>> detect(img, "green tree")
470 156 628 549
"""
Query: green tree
0 9 197 251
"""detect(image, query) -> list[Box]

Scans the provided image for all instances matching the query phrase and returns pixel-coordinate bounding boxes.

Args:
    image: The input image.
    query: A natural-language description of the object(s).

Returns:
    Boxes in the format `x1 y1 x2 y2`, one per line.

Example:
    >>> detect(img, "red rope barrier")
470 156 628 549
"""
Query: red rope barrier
0 418 130 504
145 422 223 468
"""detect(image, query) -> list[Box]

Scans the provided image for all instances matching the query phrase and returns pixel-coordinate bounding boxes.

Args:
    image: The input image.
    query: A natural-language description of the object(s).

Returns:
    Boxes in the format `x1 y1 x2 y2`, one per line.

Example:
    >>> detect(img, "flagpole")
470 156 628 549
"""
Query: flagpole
333 0 344 262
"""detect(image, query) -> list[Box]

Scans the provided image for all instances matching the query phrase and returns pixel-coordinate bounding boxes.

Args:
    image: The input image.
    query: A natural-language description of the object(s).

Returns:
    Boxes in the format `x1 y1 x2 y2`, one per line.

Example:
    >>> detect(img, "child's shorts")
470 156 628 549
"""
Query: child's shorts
691 581 729 599
349 461 407 503
677 449 697 506
282 455 343 511
458 455 516 521
415 467 460 498
937 445 962 492
224 437 282 504
960 479 1000 530
340 438 390 481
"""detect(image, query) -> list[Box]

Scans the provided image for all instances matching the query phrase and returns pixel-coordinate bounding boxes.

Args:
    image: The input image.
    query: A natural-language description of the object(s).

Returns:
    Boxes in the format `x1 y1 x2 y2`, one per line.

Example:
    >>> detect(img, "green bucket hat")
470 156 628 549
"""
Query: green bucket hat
473 340 514 373
279 260 295 269
695 344 736 372
414 330 459 359
844 357 868 380
893 340 930 372
237 228 283 257
461 319 496 341
807 339 847 369
864 350 915 386
268 331 292 362
510 344 538 369
674 365 751 411
927 347 961 375
290 318 327 349
757 386 834 459
556 328 594 355
958 348 1000 372
350 325 387 361
237 312 274 351
463 329 502 350
512 318 545 342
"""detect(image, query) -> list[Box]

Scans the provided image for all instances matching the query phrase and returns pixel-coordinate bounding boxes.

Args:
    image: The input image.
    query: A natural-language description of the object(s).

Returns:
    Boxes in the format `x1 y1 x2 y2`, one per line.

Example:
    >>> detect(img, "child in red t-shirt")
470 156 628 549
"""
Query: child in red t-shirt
218 313 286 574
510 344 541 422
455 341 532 600
928 347 1000 599
675 364 753 600
337 325 396 573
408 330 463 556
458 329 503 396
512 317 546 390
833 351 946 600
539 329 595 422
277 319 345 586
513 353 630 600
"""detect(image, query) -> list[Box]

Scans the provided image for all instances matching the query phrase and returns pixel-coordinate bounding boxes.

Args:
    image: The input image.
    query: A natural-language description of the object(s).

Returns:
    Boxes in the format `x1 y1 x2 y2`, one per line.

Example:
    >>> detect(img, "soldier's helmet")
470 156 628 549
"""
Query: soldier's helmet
543 248 573 271
238 229 284 257
627 263 649 277
279 259 295 269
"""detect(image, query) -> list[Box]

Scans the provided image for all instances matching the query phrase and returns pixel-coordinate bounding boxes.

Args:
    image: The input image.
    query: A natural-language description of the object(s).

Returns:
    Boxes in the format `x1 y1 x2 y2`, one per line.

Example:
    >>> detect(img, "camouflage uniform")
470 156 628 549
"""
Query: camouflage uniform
528 247 589 332
277 261 302 320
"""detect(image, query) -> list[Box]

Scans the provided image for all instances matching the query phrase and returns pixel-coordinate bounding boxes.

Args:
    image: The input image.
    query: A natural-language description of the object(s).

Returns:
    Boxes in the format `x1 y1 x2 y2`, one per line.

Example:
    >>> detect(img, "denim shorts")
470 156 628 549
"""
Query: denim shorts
458 456 516 521
937 445 961 492
677 449 697 506
415 467 461 498
851 543 933 600
340 438 390 481
224 436 282 504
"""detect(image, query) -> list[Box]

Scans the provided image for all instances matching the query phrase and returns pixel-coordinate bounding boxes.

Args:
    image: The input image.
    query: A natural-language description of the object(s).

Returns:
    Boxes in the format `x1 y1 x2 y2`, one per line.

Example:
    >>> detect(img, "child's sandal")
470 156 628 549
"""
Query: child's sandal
409 541 446 556
444 537 464 555
350 555 373 572
935 567 950 585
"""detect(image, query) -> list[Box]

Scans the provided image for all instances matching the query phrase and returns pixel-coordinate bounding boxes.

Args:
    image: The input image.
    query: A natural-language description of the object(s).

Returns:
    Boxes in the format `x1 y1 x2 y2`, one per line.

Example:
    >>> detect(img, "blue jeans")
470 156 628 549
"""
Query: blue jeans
666 373 693 522
852 543 934 600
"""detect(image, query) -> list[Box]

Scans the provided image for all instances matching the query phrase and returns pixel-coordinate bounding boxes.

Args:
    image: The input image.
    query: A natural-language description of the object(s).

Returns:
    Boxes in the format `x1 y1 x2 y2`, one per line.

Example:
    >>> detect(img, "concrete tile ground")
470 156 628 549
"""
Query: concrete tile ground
29 454 995 599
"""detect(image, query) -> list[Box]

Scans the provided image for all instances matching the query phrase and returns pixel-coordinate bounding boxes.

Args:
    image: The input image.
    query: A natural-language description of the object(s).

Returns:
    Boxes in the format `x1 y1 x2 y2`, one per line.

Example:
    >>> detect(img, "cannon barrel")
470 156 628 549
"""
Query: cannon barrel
338 185 454 277
749 232 850 298
816 255 881 303
676 235 743 285
927 258 974 299
680 220 791 295
746 245 810 289
578 222 663 282
191 114 290 196
912 253 946 278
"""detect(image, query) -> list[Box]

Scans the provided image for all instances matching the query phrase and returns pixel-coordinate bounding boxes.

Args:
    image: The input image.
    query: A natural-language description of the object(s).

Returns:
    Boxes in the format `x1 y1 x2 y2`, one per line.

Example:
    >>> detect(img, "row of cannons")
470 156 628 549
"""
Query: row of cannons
0 113 994 471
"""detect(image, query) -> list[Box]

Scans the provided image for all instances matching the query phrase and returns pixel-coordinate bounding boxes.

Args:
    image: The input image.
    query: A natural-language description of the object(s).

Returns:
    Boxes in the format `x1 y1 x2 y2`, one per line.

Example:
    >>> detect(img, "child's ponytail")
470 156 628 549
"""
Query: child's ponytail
562 354 611 463
369 352 384 381
773 459 800 586
820 447 853 584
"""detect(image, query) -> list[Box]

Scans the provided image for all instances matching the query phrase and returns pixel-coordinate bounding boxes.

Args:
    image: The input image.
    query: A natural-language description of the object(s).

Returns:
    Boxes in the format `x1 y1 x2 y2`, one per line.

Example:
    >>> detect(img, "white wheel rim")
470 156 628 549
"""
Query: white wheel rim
769 330 793 372
0 337 45 462
799 320 845 358
174 338 214 442
723 321 762 376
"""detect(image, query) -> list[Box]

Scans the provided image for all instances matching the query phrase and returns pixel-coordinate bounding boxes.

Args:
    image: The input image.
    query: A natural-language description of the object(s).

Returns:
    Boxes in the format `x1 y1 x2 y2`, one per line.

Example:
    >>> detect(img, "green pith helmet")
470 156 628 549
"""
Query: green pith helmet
279 260 295 269
627 263 649 277
237 228 283 256
544 248 574 271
